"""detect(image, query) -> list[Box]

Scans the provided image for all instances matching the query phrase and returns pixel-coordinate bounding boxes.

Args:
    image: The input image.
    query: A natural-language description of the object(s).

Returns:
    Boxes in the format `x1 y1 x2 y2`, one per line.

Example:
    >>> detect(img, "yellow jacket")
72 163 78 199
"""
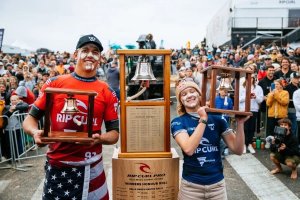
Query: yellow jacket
266 89 289 118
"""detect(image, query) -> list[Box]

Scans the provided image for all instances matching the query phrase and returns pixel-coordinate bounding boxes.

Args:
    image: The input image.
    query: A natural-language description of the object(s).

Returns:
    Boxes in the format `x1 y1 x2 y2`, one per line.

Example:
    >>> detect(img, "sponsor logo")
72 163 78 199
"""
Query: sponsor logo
197 157 216 166
89 36 96 41
195 137 219 154
136 163 151 174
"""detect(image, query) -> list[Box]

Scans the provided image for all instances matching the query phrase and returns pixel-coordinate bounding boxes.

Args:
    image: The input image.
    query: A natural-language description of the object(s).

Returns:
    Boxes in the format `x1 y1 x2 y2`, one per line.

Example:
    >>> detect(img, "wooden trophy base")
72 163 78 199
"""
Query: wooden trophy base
112 148 179 200
41 131 94 143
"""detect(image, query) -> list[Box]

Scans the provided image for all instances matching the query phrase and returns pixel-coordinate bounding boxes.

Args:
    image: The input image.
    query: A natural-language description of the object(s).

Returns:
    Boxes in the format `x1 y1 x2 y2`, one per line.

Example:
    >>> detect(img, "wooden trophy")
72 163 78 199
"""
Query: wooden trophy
41 87 97 143
201 65 253 116
112 50 179 200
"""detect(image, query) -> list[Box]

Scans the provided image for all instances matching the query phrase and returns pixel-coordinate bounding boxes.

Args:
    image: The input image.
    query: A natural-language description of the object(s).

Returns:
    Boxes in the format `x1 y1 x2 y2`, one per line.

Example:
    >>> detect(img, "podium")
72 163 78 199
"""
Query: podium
112 148 179 199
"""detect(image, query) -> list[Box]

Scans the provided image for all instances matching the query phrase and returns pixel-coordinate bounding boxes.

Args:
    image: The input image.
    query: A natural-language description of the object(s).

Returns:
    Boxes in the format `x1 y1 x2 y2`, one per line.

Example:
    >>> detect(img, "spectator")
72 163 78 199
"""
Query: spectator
284 72 300 136
32 80 45 99
0 62 7 76
2 95 29 159
239 74 264 153
274 57 292 87
293 86 300 145
258 55 272 81
106 61 120 100
266 79 289 136
270 118 300 180
13 85 35 106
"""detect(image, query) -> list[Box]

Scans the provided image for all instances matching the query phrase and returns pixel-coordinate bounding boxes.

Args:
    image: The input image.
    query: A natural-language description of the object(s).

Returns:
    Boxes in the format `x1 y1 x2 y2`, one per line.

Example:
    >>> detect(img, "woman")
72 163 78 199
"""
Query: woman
239 74 264 153
266 79 289 136
171 81 249 200
33 80 45 99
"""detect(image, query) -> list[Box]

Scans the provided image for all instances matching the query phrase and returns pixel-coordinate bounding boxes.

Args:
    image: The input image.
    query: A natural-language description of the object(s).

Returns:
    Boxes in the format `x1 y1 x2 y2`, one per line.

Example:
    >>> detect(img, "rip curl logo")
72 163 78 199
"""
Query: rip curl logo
136 163 151 173
207 124 215 131
76 99 88 111
199 137 211 146
171 121 181 128
88 36 96 41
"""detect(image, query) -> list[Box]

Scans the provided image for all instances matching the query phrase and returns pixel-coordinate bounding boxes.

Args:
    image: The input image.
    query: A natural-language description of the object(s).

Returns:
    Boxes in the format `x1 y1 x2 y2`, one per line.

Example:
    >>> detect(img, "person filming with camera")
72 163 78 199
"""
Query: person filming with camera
269 118 300 179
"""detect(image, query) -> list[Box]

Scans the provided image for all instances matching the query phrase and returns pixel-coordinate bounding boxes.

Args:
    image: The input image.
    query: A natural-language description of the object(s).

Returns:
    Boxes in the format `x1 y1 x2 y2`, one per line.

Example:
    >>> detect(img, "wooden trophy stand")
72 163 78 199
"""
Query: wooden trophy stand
112 50 179 200
41 87 97 143
201 65 253 116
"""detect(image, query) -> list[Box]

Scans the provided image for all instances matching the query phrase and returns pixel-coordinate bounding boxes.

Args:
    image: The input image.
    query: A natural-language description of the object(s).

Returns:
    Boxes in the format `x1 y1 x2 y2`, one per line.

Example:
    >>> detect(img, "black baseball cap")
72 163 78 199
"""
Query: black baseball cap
290 72 300 79
76 34 103 52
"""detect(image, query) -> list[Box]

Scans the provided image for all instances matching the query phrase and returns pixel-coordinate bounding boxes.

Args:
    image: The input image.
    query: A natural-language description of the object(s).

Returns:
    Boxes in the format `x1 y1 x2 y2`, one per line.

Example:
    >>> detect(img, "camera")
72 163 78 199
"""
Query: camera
273 126 287 149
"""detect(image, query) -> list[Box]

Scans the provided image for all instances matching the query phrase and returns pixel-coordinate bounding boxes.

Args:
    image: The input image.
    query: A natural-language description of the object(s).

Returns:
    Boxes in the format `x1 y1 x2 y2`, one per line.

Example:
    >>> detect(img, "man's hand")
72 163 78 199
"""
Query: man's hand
32 130 49 147
278 143 286 151
92 133 103 145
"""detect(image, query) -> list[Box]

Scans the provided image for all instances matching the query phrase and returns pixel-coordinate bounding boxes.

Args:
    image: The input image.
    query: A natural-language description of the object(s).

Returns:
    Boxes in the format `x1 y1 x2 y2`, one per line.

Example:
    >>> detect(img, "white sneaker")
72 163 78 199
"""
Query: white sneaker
248 144 256 154
265 142 270 149
223 148 229 156
243 145 247 154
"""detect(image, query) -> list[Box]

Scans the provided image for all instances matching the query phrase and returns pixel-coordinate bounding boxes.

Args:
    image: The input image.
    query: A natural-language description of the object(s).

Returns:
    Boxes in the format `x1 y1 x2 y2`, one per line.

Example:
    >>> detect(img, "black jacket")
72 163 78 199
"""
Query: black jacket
270 133 300 157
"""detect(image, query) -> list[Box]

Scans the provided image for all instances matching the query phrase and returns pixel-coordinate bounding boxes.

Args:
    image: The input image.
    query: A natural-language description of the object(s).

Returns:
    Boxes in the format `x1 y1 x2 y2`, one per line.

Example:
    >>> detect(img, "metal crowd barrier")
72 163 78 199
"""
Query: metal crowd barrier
0 113 45 171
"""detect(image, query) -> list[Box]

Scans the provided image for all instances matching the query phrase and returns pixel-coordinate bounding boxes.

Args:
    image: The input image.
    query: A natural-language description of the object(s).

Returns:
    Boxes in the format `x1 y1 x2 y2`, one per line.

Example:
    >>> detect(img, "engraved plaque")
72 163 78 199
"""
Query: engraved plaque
126 106 164 152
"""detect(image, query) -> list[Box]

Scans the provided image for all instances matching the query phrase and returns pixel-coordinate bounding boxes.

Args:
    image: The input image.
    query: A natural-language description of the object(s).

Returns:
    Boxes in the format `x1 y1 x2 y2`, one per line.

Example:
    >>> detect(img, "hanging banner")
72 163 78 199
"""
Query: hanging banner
0 29 4 51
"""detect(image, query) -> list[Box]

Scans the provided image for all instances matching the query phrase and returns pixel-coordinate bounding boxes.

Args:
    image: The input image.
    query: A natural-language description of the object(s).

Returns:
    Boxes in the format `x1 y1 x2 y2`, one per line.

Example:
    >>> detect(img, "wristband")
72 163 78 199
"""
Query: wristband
199 118 208 125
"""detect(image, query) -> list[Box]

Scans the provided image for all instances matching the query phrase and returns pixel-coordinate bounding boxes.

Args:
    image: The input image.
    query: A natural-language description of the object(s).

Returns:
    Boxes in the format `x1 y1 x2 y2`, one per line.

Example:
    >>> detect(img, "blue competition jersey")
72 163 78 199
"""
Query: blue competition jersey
171 113 230 185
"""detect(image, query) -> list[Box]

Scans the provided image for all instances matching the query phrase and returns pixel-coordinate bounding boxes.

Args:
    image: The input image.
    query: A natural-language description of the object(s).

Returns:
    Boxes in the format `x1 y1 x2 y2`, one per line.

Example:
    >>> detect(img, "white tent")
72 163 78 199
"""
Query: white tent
1 44 33 56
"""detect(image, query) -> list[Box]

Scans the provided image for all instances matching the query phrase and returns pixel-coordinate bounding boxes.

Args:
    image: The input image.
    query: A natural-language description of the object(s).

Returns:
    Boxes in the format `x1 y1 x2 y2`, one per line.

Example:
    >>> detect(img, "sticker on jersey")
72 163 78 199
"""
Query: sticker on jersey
197 157 216 167
207 123 215 131
114 103 119 112
221 115 228 123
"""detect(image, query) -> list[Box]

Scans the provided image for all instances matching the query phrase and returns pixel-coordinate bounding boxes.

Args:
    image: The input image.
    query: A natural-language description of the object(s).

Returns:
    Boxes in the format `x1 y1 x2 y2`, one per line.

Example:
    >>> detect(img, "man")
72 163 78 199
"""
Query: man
293 85 300 145
0 62 7 76
274 57 292 86
106 61 120 100
269 118 300 180
22 34 119 200
258 65 276 138
284 72 300 136
171 81 249 199
36 60 48 74
258 55 272 81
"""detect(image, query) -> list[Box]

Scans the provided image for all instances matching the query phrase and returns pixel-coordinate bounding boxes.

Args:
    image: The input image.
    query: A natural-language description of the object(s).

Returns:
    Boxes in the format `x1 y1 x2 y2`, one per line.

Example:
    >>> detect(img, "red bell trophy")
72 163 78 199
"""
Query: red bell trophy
112 50 179 199
41 87 97 143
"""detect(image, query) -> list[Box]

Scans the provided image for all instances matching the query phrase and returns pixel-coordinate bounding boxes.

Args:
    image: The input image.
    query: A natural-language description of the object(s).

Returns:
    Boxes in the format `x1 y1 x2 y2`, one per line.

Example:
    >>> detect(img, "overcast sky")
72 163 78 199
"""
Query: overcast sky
0 0 228 52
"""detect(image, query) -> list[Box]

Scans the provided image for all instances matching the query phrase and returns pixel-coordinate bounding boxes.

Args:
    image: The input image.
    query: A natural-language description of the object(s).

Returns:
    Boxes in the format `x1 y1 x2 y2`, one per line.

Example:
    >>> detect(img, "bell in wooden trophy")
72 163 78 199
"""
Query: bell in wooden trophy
201 65 253 116
41 88 97 143
131 57 156 81
217 71 234 91
61 95 80 114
